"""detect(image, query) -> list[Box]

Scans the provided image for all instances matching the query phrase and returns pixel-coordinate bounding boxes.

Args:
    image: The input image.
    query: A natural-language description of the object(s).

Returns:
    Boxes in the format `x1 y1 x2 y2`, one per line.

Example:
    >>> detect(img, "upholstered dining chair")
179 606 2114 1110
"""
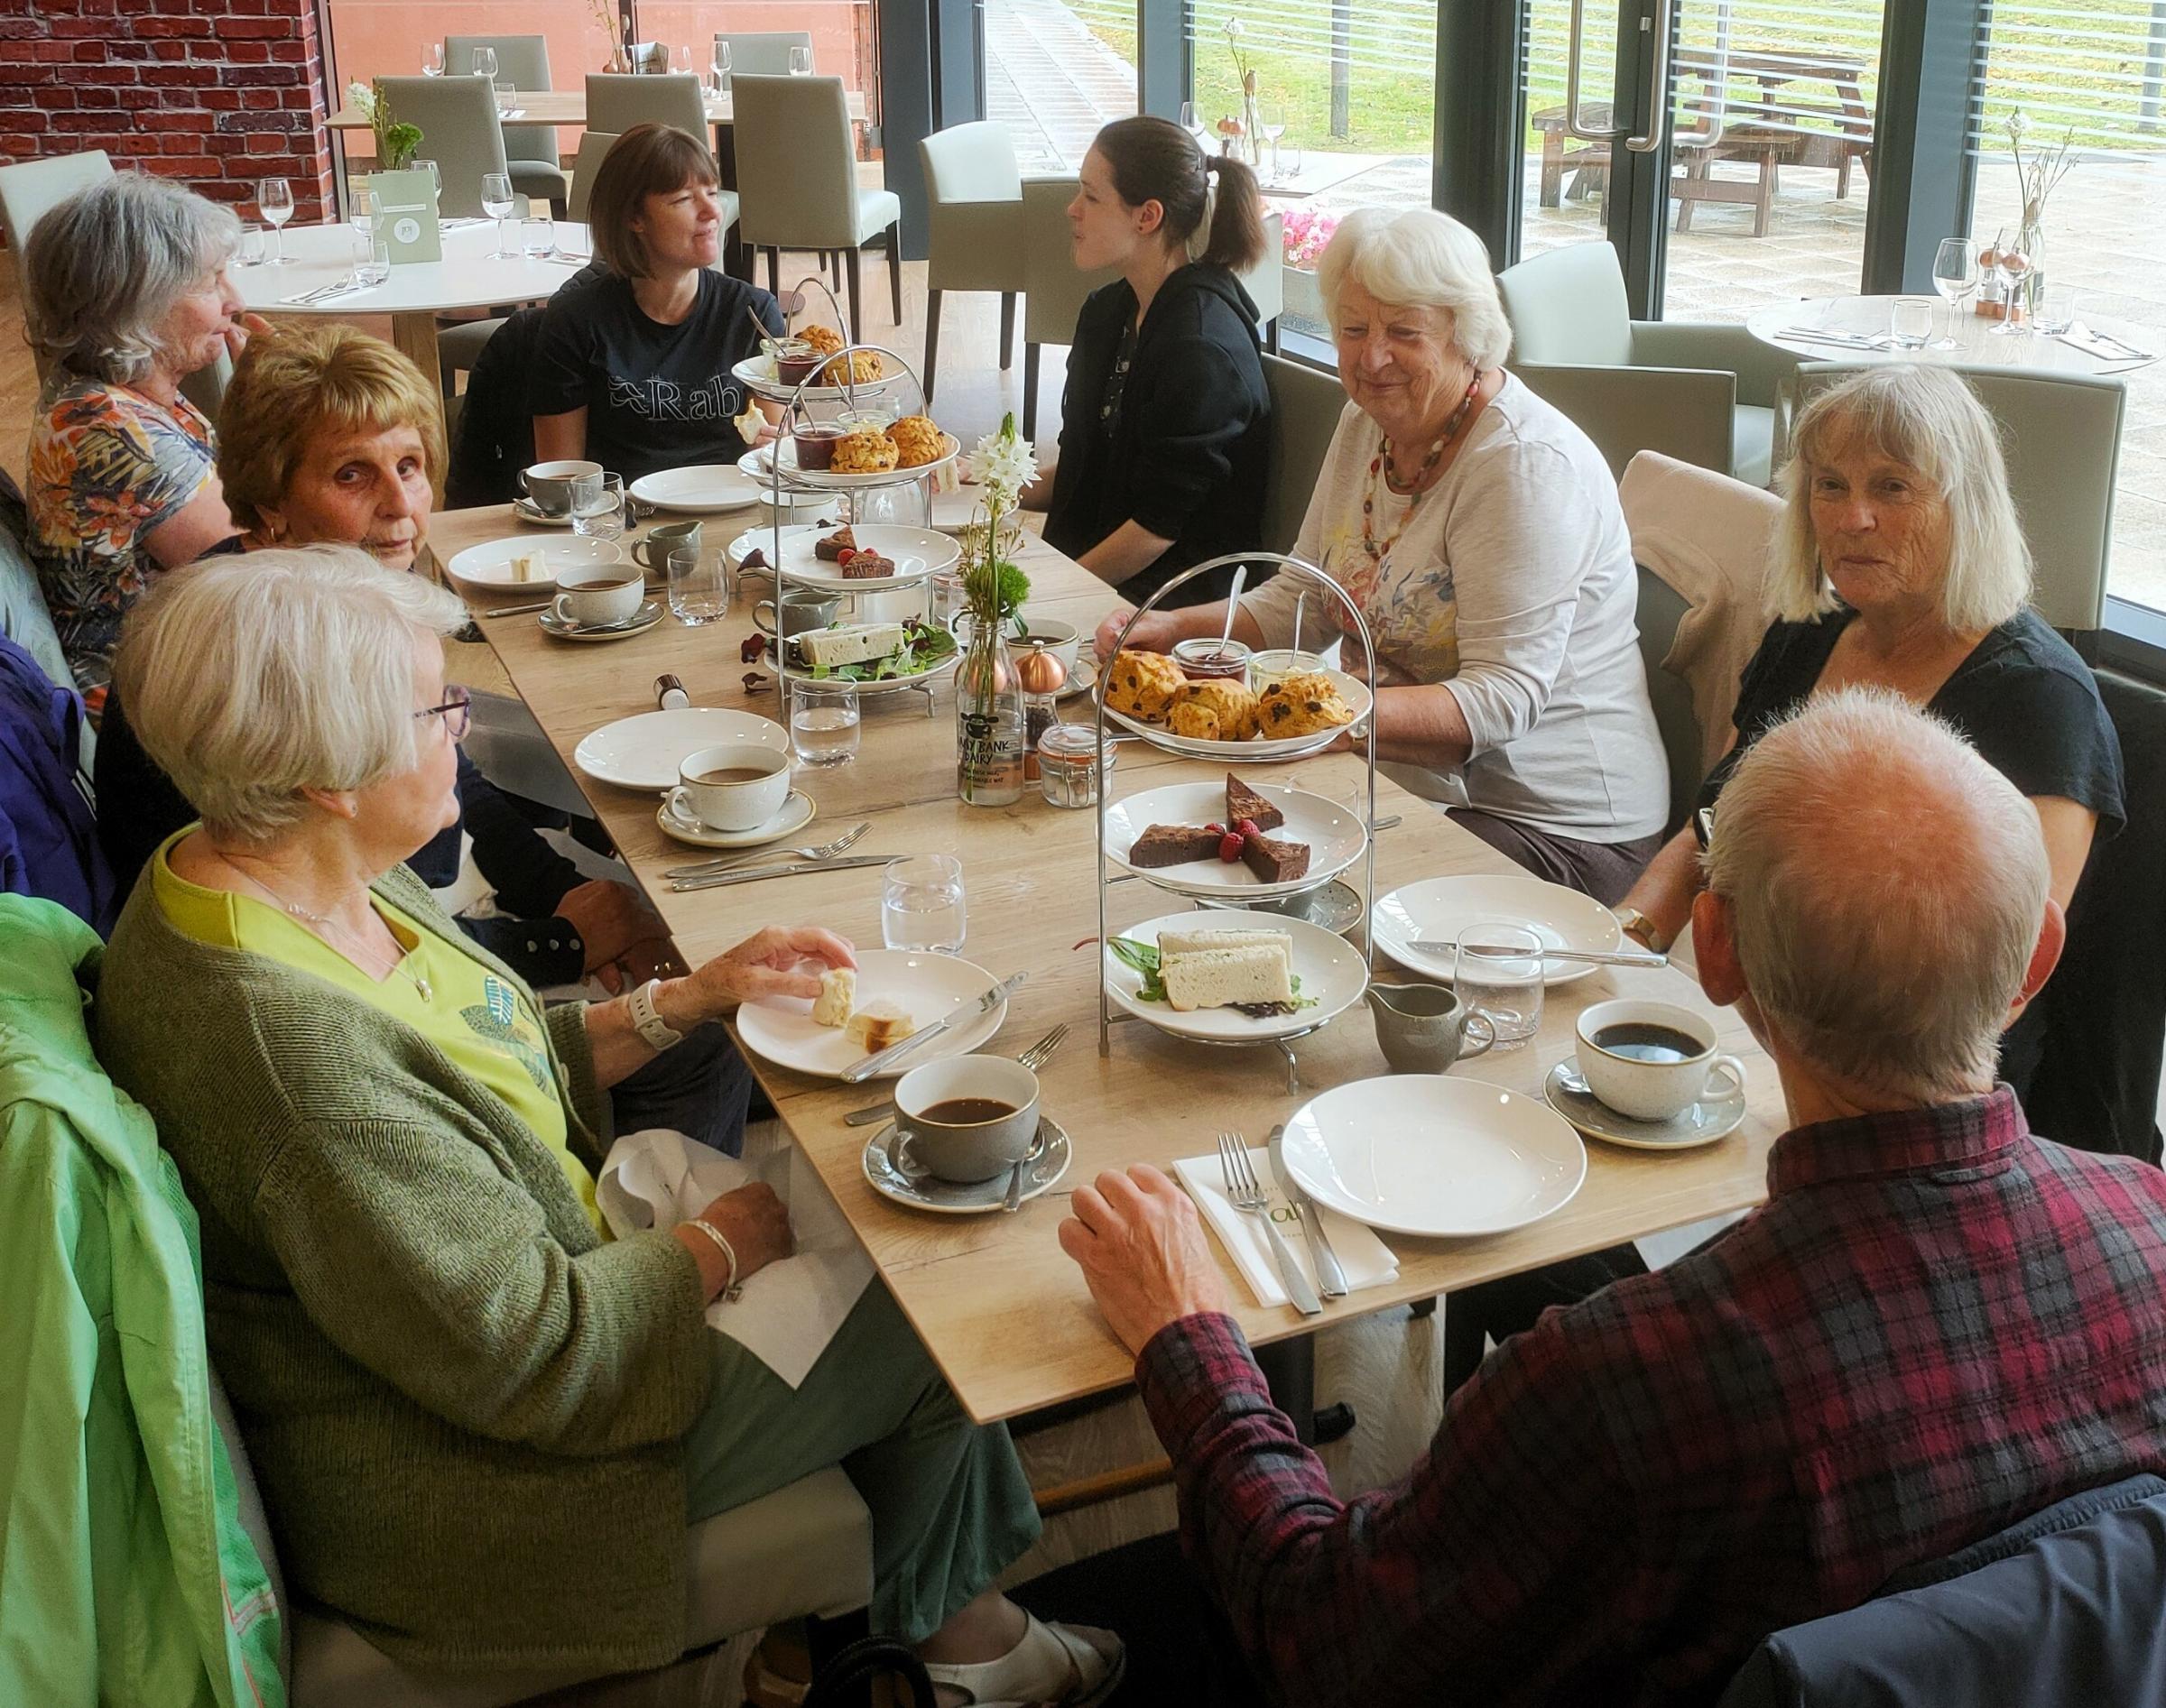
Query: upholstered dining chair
444 35 567 213
918 121 1024 401
584 70 708 145
1018 175 1117 440
1259 353 1346 555
374 76 509 219
1497 241 1796 486
731 74 902 333
565 130 620 226
711 30 813 86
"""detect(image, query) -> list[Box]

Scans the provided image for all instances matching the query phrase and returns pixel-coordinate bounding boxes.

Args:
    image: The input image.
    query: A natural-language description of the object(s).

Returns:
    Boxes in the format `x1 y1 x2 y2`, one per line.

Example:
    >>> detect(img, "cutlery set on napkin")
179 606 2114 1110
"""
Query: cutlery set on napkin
1171 1130 1398 1314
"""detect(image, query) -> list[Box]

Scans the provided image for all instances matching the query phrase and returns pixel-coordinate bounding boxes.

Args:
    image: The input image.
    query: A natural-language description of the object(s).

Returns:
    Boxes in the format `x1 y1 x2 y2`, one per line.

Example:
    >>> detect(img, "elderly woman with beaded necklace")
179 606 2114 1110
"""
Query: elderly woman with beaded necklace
1098 208 1669 901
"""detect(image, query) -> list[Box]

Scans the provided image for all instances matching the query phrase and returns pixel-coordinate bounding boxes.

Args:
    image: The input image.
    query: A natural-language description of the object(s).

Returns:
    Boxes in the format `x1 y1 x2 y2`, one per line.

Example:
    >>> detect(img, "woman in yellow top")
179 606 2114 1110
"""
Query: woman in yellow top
94 547 1122 1700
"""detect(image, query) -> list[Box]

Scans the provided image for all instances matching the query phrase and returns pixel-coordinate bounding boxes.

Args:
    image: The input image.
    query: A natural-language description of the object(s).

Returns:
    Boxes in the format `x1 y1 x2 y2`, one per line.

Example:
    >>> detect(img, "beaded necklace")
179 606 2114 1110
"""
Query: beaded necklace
1359 374 1485 567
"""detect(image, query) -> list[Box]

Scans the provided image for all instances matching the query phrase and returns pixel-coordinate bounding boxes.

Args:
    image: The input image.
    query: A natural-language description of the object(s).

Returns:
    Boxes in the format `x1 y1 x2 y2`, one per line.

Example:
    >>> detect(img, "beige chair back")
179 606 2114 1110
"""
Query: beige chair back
731 75 858 251
1020 177 1116 346
374 76 508 218
566 131 619 225
1239 208 1283 328
0 149 115 383
921 122 1023 295
444 35 557 171
1260 355 1347 554
1496 241 1636 367
1509 361 1736 479
585 72 707 143
713 31 812 85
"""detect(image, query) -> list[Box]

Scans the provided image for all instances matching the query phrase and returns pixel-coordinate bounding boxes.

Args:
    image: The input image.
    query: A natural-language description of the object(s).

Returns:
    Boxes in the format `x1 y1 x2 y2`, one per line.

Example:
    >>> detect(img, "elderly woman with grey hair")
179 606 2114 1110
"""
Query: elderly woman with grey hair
23 173 264 717
90 546 1120 1700
1097 207 1670 900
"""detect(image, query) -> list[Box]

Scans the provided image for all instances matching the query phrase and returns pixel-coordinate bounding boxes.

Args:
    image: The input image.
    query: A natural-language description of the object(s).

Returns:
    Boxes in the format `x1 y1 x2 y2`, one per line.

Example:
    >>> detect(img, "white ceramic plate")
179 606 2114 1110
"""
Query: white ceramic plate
736 949 1010 1080
727 522 957 590
1543 1060 1746 1151
628 465 764 513
656 788 816 850
1059 657 1097 701
1103 910 1368 1043
1371 873 1624 988
444 533 624 591
572 707 788 790
1103 780 1365 900
771 431 961 491
928 484 1002 534
863 1116 1072 1214
1282 1076 1587 1238
731 351 905 404
538 599 663 642
1102 665 1374 762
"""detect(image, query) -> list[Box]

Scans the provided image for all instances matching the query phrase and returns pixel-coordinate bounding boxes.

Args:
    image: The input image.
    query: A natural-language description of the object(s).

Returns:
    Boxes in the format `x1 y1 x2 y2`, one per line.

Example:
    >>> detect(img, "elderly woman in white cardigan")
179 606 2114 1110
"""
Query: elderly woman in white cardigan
1097 208 1669 902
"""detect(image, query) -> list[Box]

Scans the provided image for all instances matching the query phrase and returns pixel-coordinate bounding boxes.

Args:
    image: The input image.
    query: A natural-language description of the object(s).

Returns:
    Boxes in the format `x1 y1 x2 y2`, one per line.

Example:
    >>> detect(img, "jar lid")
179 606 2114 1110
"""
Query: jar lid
1038 722 1115 764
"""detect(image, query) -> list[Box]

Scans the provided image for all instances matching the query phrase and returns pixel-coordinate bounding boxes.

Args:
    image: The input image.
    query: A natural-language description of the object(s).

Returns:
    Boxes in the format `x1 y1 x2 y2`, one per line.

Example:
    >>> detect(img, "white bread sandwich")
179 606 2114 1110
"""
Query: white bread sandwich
846 1000 914 1052
1154 926 1294 962
1162 946 1294 1013
810 966 856 1028
795 622 904 670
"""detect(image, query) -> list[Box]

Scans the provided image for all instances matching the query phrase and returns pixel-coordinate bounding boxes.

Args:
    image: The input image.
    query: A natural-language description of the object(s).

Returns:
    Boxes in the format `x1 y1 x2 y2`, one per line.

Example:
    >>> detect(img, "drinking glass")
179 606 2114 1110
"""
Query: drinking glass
663 542 729 625
421 43 443 77
570 473 625 542
1453 922 1543 1051
1258 100 1287 184
788 45 812 75
2034 283 2078 337
495 78 517 117
711 42 731 95
470 45 497 82
415 158 441 209
1930 235 1976 349
356 236 392 288
1178 100 1206 141
791 682 860 767
257 178 293 264
235 225 264 267
676 43 693 76
521 214 554 259
347 175 376 237
883 854 967 955
1991 227 2032 336
481 171 516 258
1888 297 1933 351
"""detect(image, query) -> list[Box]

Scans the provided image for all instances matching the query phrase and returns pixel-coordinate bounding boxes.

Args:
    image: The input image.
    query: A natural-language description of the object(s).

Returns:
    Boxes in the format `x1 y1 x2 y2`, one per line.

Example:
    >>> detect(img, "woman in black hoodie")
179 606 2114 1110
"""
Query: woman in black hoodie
1029 116 1272 608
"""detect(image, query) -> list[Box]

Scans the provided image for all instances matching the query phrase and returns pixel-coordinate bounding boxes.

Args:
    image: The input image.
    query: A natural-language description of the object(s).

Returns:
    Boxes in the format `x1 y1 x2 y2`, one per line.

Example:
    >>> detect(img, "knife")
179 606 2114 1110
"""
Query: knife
1406 937 1668 968
1269 1123 1347 1299
670 853 890 892
840 971 1027 1084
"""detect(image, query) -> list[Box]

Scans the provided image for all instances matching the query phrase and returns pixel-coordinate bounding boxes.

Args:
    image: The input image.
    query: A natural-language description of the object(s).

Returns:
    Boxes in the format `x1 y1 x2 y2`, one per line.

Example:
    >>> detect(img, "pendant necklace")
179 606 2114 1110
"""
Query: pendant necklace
1360 373 1485 567
222 858 433 1002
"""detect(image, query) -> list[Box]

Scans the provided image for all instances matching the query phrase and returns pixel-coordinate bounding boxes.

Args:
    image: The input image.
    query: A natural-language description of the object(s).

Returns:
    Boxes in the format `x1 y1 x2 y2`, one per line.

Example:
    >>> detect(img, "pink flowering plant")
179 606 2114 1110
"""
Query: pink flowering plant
1282 208 1340 271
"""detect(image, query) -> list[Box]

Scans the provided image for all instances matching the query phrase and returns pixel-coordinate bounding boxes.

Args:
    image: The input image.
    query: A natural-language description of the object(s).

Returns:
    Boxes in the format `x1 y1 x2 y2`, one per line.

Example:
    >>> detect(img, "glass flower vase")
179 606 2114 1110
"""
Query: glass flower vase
955 614 1026 808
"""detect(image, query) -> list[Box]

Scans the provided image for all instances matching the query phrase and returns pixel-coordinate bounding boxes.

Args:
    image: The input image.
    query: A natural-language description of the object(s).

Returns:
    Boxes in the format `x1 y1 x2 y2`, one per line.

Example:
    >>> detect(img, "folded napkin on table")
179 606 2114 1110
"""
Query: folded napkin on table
599 1128 873 1388
2057 323 2155 365
1171 1147 1397 1309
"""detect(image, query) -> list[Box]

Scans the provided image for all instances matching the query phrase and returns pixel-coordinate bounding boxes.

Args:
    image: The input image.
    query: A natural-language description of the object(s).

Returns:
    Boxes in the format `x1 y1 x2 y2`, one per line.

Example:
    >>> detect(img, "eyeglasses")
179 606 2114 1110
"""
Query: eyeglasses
415 684 472 741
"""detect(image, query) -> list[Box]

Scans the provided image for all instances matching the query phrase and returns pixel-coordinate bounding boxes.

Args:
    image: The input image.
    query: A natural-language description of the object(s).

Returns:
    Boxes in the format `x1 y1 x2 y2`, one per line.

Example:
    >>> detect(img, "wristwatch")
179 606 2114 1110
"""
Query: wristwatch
1612 906 1671 956
628 979 685 1051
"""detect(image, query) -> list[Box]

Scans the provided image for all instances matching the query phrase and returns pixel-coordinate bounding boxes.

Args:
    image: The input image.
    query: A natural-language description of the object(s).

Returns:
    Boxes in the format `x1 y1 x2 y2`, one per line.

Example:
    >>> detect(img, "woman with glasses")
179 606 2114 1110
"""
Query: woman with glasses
94 548 1115 1700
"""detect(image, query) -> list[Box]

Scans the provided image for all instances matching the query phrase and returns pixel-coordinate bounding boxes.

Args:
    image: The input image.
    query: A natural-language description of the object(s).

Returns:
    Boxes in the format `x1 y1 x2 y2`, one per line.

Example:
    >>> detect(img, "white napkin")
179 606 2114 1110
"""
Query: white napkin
598 1128 874 1388
2057 323 2154 365
1171 1147 1397 1309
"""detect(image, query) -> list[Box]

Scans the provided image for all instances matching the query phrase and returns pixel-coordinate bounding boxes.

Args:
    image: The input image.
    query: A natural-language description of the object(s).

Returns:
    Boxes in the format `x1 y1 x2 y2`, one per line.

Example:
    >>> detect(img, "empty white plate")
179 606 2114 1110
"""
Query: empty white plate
727 522 958 589
737 949 1010 1080
572 707 788 790
629 465 764 512
1281 1076 1587 1239
1372 873 1624 987
444 534 623 590
1103 780 1365 900
1103 910 1368 1043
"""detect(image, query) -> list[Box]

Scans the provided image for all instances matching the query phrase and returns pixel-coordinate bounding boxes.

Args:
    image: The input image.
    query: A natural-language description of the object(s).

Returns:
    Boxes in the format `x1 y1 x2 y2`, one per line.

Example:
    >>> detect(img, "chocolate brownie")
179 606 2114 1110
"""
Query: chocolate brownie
841 551 895 579
1240 832 1310 885
1129 824 1221 867
1225 772 1283 833
813 527 856 562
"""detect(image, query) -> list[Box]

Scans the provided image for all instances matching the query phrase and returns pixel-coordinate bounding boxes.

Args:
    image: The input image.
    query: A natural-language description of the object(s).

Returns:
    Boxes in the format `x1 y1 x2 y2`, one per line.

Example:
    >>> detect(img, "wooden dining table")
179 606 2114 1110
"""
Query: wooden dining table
426 502 1791 1428
325 87 870 134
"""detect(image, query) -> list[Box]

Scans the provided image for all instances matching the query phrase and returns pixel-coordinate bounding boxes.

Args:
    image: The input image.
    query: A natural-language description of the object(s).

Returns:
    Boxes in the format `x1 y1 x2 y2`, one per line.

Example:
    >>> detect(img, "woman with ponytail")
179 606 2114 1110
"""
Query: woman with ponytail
1028 116 1273 607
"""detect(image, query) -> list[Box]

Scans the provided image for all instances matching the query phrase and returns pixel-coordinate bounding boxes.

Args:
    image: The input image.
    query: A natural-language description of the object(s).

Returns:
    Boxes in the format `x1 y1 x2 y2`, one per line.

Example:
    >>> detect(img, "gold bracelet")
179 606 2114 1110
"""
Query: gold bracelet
683 1218 742 1302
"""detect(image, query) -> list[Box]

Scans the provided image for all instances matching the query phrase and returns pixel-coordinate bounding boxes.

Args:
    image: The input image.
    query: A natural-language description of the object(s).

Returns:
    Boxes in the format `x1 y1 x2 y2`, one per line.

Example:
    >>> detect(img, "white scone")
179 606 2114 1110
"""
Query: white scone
509 550 542 583
847 1000 914 1051
810 966 856 1028
796 623 904 669
1163 946 1294 1012
1155 926 1294 961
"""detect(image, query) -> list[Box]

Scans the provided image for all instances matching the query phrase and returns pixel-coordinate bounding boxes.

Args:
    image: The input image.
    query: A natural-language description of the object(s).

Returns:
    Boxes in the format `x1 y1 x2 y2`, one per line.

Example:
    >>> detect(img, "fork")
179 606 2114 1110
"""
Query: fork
664 820 871 879
1218 1131 1321 1315
281 276 356 306
844 1022 1070 1127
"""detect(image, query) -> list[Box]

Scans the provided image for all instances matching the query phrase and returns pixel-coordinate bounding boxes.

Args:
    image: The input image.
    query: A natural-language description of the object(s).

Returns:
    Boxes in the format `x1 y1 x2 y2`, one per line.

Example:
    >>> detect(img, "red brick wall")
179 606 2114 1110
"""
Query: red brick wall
0 0 336 226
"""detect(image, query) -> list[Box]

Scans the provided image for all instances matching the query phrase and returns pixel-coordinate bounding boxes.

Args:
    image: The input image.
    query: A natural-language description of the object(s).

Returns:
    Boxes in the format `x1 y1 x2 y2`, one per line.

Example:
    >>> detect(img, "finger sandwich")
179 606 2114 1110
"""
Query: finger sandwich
1162 946 1295 1013
795 622 903 669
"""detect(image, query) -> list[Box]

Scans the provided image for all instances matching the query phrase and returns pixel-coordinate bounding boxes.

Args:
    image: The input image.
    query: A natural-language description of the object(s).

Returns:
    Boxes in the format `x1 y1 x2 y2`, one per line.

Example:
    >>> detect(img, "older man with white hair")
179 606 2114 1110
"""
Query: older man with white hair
1060 688 2166 1708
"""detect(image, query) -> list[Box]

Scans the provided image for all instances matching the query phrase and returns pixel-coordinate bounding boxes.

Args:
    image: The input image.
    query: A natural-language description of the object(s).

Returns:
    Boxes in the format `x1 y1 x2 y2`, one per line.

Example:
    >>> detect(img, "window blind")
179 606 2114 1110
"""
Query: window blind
1970 2 2166 161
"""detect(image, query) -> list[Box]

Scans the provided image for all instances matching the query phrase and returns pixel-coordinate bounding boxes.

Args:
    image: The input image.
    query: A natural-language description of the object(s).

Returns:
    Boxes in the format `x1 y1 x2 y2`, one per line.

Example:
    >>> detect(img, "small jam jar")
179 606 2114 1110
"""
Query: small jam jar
1248 647 1328 693
1171 636 1254 685
791 424 844 470
1037 723 1117 808
771 339 821 386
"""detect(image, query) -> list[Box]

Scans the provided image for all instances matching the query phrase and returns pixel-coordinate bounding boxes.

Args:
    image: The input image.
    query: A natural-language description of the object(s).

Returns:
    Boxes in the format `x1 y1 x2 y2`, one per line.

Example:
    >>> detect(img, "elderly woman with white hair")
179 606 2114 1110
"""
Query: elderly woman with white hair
91 548 1121 1700
1098 207 1668 900
23 173 263 718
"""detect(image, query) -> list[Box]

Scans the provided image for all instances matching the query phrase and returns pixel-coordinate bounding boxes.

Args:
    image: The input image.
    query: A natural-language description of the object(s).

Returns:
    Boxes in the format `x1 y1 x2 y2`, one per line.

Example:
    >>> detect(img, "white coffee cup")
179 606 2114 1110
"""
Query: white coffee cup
670 743 791 832
1573 998 1745 1122
551 557 641 629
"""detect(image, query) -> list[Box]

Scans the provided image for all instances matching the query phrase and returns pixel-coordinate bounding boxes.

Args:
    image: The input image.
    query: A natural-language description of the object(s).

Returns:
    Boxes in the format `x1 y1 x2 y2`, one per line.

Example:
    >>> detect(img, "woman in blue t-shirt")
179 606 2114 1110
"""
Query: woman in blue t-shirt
530 125 782 484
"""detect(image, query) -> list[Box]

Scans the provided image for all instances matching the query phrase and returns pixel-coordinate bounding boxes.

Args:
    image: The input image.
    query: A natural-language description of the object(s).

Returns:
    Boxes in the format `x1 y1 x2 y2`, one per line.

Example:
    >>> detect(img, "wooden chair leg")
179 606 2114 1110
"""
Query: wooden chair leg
923 289 942 403
844 247 863 341
999 292 1016 371
1023 343 1040 441
886 226 902 326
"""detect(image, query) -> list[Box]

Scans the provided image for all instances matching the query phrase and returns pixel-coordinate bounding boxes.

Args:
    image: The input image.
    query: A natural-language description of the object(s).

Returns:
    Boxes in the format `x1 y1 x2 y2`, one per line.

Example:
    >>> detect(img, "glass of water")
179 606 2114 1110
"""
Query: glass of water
791 682 859 767
1889 297 1933 350
571 473 625 543
883 854 967 955
2034 283 2078 337
663 542 728 625
1453 921 1544 1051
356 237 391 288
521 215 554 259
236 225 264 267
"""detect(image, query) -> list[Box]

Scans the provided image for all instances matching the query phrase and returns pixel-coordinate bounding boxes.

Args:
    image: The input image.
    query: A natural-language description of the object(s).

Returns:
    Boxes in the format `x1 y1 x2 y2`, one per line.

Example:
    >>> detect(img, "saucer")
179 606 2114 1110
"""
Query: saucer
863 1116 1072 1215
1057 657 1098 701
655 788 815 850
538 599 663 642
1542 1060 1746 1150
511 496 575 527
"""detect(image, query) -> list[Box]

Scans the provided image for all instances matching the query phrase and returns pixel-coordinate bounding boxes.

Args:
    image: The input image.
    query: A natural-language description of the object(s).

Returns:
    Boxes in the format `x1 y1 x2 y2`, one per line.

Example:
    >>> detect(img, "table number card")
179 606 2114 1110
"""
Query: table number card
368 170 440 263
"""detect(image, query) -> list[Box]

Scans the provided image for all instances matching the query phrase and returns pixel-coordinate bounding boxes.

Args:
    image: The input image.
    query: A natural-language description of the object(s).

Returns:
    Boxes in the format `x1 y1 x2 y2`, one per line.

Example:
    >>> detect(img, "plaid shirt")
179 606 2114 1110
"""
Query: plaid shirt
1138 1089 2166 1707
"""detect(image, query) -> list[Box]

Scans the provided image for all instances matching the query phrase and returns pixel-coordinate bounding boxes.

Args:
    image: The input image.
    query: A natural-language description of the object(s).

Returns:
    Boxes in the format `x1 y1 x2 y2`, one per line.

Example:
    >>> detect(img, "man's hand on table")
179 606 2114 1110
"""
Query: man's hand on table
1060 1165 1232 1357
560 879 666 987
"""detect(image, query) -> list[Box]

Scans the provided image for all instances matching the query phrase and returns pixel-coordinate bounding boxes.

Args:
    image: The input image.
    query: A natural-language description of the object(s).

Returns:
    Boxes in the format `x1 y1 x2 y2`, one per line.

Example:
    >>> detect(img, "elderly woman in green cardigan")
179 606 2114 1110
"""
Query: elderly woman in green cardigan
93 547 1123 1705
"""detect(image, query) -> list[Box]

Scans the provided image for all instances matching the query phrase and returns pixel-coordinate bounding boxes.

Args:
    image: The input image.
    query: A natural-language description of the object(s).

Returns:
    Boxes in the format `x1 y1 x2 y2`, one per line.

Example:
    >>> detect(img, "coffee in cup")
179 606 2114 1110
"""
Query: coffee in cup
892 1055 1041 1185
520 458 604 517
550 558 642 629
632 519 703 570
1572 998 1745 1122
669 743 791 833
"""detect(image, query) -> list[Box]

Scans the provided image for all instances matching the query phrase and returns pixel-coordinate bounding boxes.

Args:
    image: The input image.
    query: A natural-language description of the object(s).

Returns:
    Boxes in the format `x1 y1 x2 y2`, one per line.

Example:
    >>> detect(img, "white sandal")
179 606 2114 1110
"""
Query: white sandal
921 1612 1125 1707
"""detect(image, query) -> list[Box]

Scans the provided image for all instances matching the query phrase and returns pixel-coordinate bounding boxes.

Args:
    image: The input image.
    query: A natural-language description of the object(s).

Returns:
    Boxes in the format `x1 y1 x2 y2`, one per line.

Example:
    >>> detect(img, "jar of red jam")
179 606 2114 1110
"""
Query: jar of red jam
1171 637 1254 685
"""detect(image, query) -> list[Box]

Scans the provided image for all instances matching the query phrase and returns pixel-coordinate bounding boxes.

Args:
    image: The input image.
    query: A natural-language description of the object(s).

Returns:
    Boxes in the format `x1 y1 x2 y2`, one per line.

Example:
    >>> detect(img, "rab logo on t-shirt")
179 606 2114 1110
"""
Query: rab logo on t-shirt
607 374 740 422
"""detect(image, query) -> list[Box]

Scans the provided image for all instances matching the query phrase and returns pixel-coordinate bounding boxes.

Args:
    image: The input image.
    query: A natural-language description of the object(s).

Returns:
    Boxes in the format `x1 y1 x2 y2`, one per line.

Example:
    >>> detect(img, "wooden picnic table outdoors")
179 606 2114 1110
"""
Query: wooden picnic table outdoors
426 501 1790 1426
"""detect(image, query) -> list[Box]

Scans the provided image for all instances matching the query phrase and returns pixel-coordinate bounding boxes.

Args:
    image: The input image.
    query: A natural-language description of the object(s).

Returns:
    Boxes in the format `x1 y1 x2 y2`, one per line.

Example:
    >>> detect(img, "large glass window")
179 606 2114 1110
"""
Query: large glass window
638 2 878 96
1974 2 2166 614
324 2 620 118
983 0 1138 174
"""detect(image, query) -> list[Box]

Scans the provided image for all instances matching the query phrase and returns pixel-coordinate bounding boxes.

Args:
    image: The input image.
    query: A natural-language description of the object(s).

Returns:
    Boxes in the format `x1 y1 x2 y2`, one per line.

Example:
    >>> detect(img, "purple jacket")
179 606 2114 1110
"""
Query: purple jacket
0 632 116 936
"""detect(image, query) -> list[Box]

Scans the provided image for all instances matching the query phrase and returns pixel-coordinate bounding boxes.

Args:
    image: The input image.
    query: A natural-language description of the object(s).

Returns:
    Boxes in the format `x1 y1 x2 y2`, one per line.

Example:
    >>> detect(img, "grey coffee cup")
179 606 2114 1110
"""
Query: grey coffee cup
754 589 844 639
632 519 703 569
520 458 603 517
892 1056 1041 1185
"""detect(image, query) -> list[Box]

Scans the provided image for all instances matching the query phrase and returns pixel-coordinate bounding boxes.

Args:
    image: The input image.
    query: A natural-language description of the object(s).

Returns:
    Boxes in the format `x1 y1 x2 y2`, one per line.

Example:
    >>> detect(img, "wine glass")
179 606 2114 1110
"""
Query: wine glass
1258 100 1288 184
421 43 443 77
788 44 811 75
1930 236 1976 349
676 43 693 77
470 45 497 83
256 178 293 264
481 171 516 258
414 158 440 210
1991 226 2032 337
347 174 376 238
1178 100 1206 142
711 42 731 97
495 78 516 117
